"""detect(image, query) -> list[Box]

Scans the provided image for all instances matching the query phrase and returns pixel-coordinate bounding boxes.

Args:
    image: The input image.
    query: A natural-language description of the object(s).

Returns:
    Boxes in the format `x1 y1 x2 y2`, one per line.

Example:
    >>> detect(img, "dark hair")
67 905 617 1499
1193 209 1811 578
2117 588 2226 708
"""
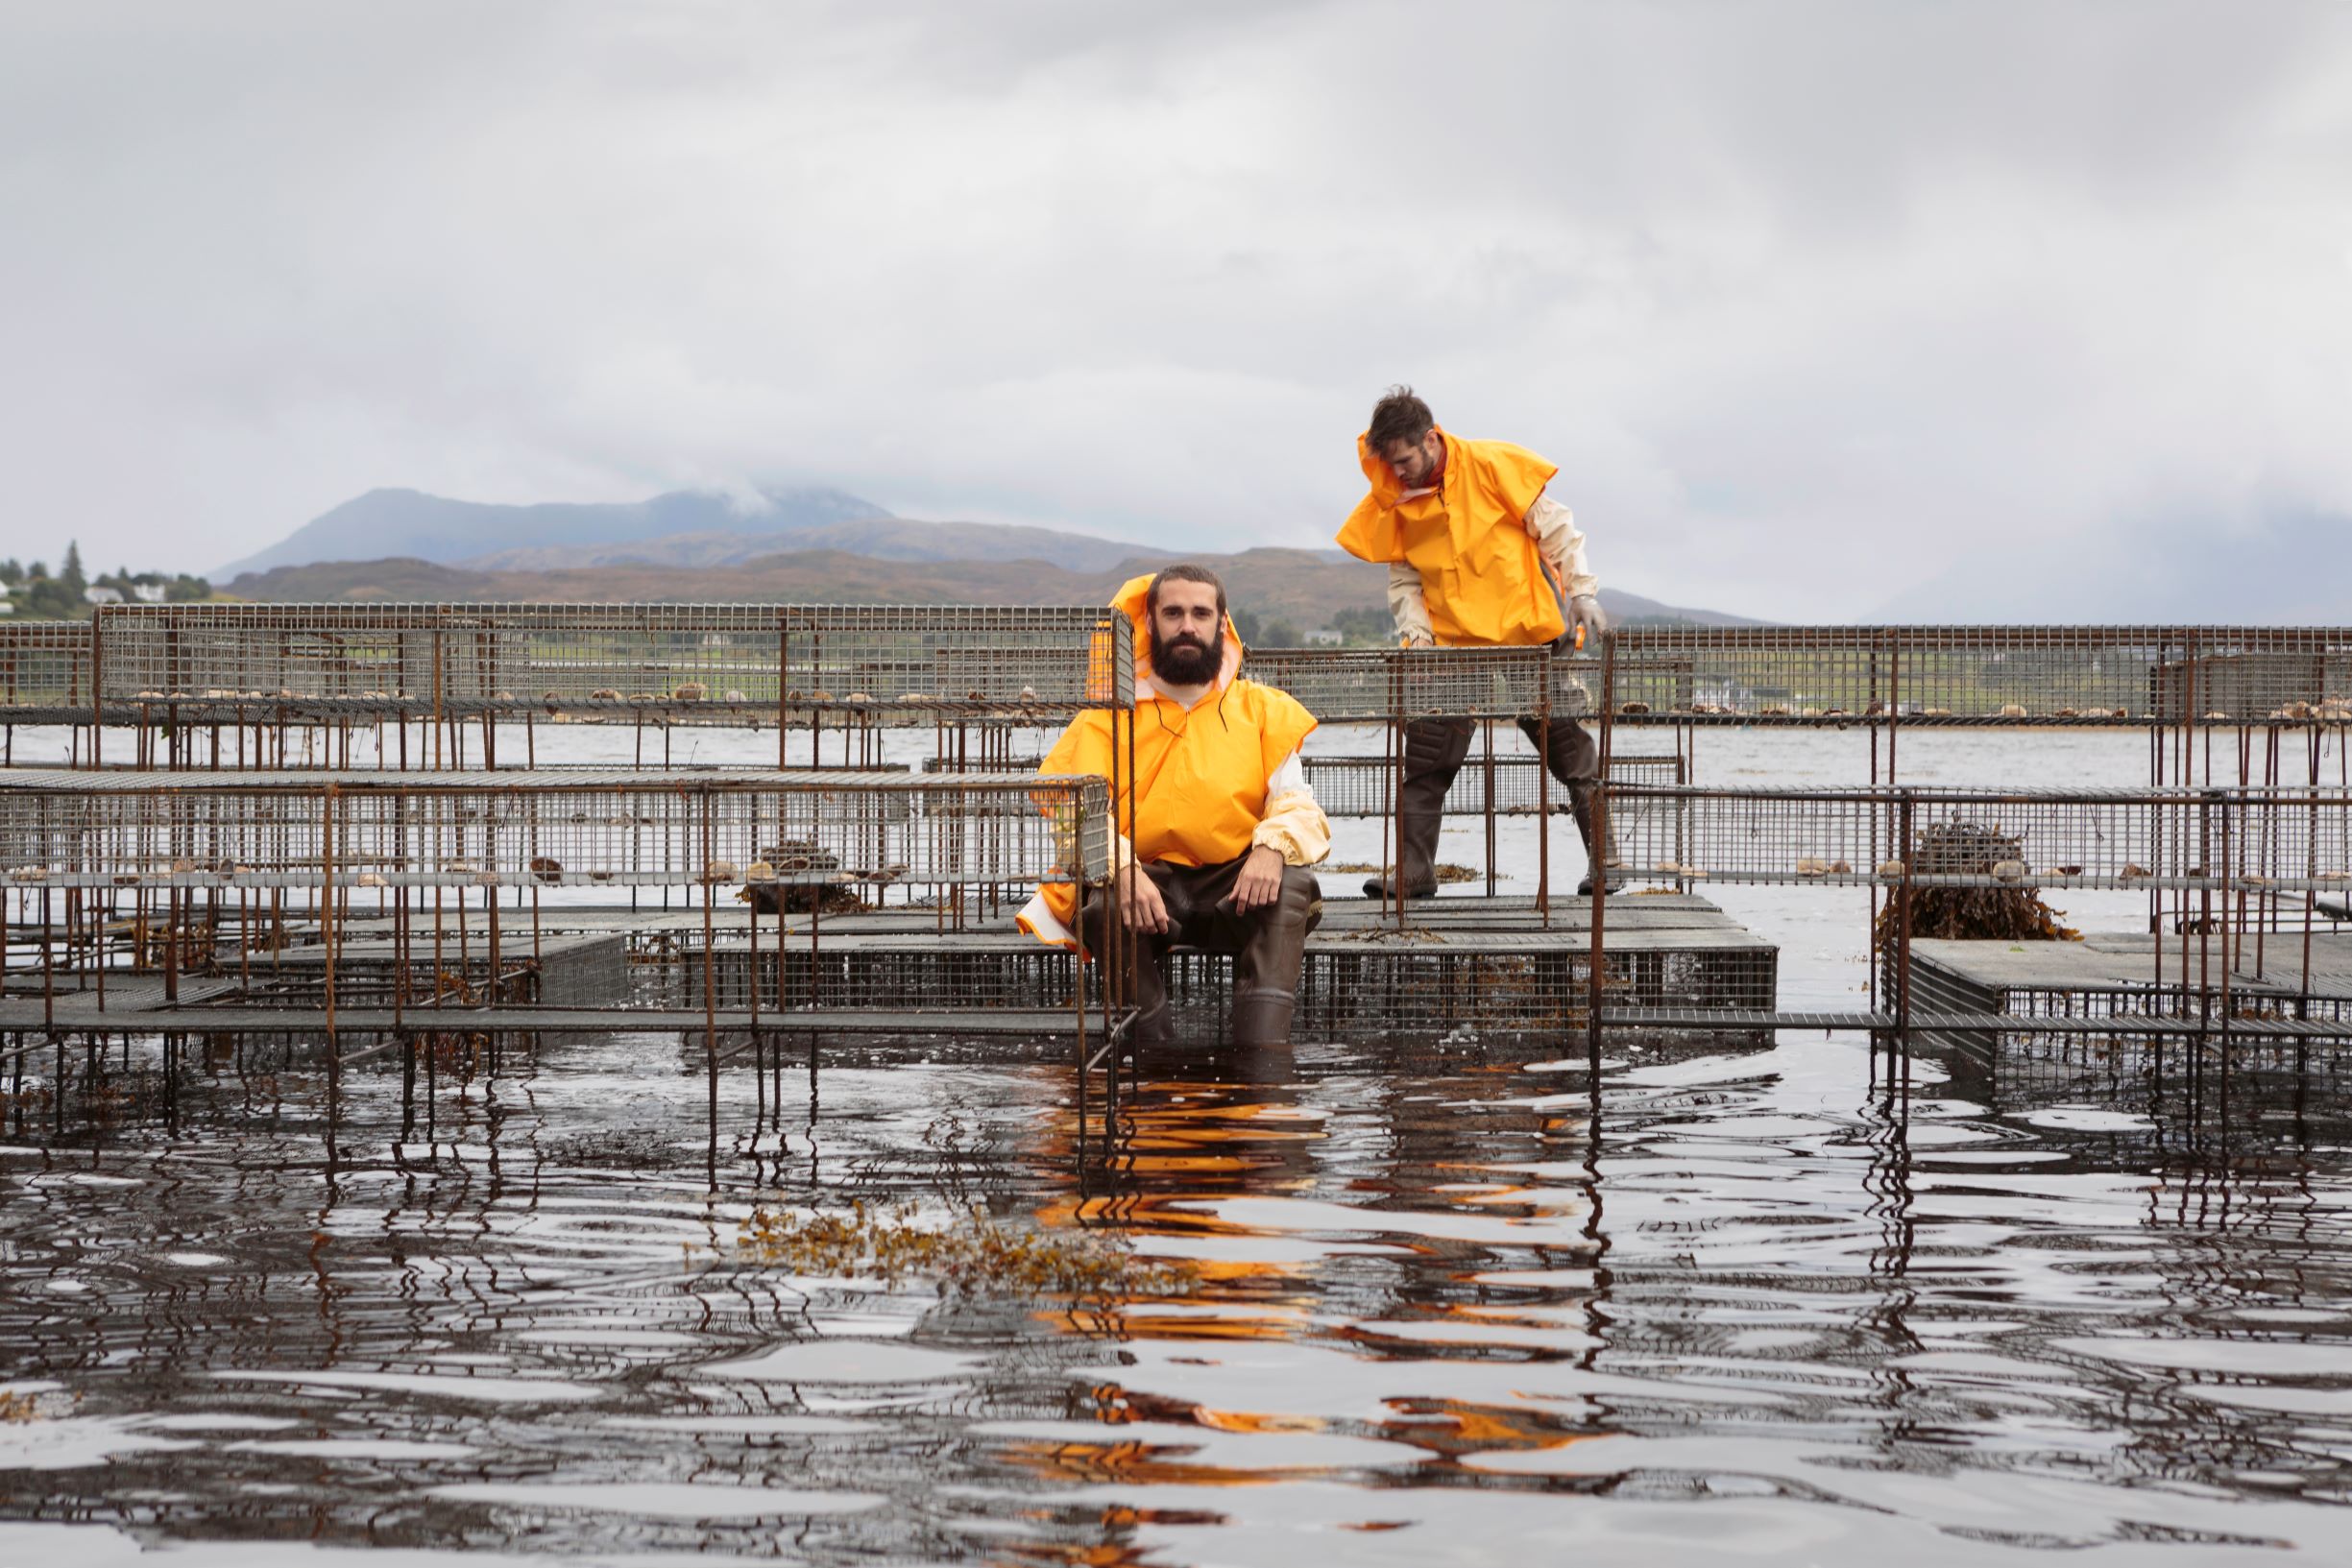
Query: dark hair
1146 563 1226 618
1366 384 1435 452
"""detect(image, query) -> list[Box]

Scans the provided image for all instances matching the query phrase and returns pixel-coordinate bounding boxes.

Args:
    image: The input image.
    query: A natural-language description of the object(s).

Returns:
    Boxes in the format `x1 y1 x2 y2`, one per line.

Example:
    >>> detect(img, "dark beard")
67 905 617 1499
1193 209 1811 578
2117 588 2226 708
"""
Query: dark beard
1152 627 1222 686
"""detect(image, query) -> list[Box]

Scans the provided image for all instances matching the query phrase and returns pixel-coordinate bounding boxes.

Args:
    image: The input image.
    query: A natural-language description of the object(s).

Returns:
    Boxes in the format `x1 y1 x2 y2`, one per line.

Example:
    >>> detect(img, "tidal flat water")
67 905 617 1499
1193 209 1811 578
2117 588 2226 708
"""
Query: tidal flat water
4 725 2352 1565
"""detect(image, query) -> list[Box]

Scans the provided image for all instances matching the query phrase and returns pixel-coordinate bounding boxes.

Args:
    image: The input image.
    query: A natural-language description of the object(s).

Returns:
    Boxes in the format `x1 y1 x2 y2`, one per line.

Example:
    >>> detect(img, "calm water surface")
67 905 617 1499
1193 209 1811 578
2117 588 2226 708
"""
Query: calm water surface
4 726 2350 1564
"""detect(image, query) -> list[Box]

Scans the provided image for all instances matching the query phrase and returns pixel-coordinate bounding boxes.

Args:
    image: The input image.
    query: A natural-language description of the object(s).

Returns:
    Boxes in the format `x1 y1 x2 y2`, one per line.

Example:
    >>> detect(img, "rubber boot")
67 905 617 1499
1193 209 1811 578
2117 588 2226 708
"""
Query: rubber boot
1569 784 1624 897
1128 948 1173 1049
1364 718 1474 899
1083 879 1174 1047
1232 868 1321 1046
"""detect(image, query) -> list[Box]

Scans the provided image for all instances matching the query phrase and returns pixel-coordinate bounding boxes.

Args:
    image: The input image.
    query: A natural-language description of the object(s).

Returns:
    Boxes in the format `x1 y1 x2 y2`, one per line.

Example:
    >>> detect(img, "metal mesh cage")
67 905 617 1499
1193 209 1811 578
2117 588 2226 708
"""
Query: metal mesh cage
88 603 1133 718
1592 627 2352 725
1305 749 1684 816
1240 646 1552 720
0 621 94 711
1602 784 2352 890
0 768 1112 889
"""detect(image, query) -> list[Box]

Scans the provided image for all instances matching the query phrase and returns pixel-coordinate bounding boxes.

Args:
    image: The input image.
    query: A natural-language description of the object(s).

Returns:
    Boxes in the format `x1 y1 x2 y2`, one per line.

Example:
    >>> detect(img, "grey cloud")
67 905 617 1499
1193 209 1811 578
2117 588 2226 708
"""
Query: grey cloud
3 0 2349 619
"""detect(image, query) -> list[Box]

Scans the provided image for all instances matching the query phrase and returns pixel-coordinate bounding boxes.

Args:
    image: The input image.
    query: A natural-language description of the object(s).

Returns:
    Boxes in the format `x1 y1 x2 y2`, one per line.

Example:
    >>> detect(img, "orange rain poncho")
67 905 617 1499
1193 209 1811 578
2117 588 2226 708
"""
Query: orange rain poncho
1018 574 1323 950
1335 430 1567 647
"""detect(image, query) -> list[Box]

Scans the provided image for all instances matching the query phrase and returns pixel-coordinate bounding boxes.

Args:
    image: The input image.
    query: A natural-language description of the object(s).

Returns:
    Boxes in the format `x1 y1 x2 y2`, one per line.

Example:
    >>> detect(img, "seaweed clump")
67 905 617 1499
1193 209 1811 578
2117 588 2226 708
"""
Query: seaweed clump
1326 860 1480 884
737 1201 1195 1300
1875 822 2080 949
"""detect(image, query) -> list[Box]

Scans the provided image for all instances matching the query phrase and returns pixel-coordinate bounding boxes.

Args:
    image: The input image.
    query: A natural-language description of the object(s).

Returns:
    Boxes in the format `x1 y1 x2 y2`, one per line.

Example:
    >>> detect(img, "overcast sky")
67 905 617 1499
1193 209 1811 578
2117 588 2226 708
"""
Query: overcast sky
6 0 2350 617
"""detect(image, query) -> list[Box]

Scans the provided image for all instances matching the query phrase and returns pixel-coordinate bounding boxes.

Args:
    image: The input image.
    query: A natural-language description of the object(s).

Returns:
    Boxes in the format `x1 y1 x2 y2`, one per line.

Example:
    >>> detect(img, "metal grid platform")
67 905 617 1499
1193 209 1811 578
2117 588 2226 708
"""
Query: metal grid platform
636 893 1777 1031
1908 932 2352 1029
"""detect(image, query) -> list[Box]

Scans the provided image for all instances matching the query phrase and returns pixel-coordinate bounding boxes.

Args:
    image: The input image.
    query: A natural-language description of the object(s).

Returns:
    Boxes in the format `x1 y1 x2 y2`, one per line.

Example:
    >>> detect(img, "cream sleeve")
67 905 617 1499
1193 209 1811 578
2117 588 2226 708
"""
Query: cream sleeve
1387 562 1434 645
1252 750 1330 866
1524 491 1598 600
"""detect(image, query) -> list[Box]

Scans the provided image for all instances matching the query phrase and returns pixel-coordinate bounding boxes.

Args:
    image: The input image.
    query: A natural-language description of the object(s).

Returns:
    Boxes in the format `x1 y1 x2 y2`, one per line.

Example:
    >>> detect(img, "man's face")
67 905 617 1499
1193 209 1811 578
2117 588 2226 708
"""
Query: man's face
1379 428 1443 489
1151 580 1224 686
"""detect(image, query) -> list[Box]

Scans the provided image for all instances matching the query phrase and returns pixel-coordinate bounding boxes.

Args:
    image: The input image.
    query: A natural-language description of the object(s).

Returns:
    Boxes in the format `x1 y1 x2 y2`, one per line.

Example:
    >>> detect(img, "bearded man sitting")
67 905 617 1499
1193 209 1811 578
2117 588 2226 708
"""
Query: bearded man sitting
1019 565 1330 1048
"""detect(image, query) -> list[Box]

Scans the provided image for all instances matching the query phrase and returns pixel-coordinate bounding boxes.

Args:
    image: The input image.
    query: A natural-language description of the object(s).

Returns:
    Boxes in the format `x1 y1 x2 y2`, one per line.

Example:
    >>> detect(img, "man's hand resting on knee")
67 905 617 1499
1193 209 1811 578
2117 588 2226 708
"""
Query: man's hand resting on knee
1117 863 1169 932
1229 845 1288 913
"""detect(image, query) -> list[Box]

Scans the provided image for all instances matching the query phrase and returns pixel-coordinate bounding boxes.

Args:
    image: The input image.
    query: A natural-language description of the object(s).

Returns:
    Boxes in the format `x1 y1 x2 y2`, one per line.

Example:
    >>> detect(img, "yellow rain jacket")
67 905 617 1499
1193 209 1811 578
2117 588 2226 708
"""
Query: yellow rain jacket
1018 575 1327 952
1335 430 1566 647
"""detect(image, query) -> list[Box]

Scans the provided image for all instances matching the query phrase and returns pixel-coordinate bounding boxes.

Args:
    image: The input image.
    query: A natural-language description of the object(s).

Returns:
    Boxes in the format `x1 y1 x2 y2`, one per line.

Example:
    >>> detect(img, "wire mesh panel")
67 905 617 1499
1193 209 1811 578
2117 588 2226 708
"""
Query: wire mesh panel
0 768 1111 889
1240 646 1552 721
56 615 2352 727
0 621 93 712
1602 784 2352 890
92 603 1133 719
779 604 1128 712
1305 750 1684 816
1593 627 2352 724
97 604 497 704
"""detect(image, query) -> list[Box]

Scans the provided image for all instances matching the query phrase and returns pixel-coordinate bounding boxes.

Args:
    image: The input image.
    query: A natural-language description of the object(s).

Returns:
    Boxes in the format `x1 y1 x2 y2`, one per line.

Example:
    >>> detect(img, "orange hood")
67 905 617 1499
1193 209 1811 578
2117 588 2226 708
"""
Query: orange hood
1336 429 1558 566
1109 572 1244 702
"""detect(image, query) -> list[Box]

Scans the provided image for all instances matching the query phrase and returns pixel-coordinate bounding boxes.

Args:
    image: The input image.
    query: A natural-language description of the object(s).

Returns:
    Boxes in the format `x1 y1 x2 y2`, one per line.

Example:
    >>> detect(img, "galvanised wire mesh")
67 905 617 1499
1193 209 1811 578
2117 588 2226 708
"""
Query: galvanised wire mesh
1906 929 2352 1031
1239 646 1552 721
1305 750 1684 816
1602 784 2352 890
629 928 1781 1030
91 603 1132 717
42 615 2352 726
1589 627 2352 725
651 934 1075 1013
0 621 93 710
1282 937 1778 1032
0 768 1111 889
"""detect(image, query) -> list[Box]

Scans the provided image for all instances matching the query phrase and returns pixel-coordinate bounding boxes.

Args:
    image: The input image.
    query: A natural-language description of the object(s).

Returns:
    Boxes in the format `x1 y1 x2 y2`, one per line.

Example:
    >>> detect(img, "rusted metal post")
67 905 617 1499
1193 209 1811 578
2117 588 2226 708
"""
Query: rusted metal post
1586 633 1615 1071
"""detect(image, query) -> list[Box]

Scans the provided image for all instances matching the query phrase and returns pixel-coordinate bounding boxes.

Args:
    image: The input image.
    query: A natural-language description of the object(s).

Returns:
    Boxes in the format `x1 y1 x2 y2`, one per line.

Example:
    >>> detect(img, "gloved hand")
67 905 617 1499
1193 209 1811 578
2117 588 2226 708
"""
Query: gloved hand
1568 593 1608 641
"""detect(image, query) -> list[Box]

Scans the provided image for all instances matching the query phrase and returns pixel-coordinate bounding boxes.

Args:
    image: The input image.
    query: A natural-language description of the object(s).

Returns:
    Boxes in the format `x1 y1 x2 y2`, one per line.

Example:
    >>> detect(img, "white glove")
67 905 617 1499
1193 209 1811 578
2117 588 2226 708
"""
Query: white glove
1568 594 1608 641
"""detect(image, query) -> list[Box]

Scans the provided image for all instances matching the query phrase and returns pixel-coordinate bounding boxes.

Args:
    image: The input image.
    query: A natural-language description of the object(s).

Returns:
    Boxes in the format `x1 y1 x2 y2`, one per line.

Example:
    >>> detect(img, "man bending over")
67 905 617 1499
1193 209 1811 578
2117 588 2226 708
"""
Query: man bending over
1337 384 1617 898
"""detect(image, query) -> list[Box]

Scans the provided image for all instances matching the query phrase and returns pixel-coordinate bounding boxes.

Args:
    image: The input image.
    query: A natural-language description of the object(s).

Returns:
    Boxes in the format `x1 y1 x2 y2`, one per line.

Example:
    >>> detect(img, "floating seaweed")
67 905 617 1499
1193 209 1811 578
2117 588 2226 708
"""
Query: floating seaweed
1325 861 1481 884
737 1201 1196 1300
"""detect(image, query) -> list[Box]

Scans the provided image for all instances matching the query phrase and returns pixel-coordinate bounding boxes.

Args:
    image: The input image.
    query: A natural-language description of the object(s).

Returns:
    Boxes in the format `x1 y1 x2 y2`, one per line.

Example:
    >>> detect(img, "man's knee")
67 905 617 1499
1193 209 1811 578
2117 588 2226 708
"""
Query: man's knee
1403 716 1475 775
1520 715 1599 783
1272 866 1322 929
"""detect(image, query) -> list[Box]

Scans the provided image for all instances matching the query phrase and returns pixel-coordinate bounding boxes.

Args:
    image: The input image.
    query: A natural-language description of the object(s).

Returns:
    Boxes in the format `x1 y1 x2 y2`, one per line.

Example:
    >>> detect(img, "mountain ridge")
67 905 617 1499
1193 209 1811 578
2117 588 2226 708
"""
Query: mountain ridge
223 549 1758 631
217 485 909 578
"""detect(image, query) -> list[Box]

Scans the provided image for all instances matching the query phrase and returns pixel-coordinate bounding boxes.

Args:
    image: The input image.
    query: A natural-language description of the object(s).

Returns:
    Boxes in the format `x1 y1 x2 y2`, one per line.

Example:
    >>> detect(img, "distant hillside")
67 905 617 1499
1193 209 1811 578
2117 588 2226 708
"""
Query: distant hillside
224 550 1754 633
218 485 1148 578
461 516 1143 574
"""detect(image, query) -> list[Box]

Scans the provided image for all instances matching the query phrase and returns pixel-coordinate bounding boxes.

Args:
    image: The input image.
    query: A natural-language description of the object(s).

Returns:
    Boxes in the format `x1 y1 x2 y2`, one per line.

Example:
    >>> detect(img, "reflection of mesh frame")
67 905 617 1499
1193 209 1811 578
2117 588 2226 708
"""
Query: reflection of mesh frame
0 768 1111 889
88 603 1133 718
1591 626 2352 725
1602 784 2352 890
